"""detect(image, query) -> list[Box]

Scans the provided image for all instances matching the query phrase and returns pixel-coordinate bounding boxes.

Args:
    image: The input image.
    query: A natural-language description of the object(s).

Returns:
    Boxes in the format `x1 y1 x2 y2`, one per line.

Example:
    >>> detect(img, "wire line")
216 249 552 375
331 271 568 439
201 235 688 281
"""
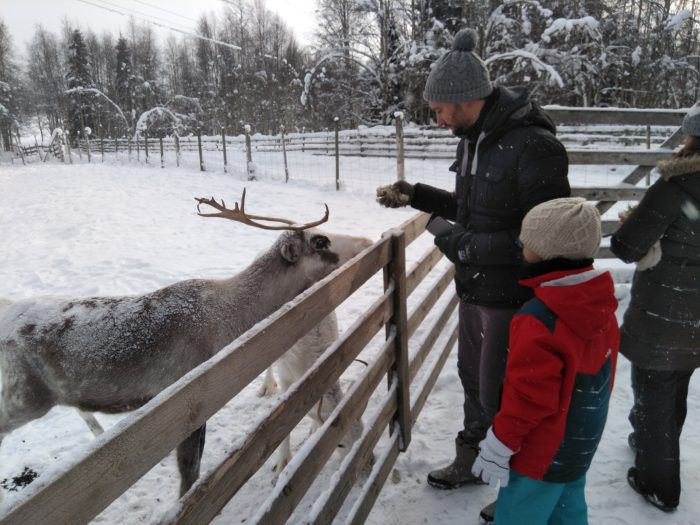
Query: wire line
75 0 242 51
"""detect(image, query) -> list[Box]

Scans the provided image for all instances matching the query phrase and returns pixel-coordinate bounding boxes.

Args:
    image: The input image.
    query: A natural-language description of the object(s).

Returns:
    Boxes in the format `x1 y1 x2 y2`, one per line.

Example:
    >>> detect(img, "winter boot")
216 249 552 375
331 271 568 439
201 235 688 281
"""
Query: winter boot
627 467 678 512
427 437 482 489
479 500 496 524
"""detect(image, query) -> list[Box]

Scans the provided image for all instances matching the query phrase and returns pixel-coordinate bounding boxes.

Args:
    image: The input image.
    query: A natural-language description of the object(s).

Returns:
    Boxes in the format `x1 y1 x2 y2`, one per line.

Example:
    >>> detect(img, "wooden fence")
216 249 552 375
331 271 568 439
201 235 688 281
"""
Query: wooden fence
0 212 460 525
10 107 687 252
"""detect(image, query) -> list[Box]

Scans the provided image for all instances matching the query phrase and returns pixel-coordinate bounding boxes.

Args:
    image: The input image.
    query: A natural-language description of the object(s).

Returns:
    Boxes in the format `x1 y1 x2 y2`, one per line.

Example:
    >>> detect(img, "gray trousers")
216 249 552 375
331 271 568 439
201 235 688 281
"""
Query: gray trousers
457 299 518 447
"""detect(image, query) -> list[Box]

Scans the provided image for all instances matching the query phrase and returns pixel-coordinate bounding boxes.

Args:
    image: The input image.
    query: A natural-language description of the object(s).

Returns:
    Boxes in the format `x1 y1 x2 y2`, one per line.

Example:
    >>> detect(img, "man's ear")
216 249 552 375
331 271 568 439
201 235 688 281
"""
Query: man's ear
280 238 300 263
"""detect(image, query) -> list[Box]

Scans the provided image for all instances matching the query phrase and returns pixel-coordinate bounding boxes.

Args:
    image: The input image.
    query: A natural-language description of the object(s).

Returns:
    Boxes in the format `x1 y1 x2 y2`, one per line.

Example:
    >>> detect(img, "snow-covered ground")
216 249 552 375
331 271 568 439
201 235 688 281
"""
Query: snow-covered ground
0 158 697 524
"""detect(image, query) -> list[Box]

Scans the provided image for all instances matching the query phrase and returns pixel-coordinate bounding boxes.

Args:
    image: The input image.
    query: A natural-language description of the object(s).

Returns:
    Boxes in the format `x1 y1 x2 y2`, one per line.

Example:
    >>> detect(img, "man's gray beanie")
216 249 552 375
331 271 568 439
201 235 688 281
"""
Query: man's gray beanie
423 28 493 103
519 198 601 260
682 101 700 136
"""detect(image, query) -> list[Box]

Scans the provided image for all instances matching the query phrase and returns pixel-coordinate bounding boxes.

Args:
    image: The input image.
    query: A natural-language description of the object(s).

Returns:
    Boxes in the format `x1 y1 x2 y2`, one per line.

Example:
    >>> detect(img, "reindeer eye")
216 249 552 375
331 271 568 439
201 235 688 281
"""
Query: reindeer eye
311 235 330 250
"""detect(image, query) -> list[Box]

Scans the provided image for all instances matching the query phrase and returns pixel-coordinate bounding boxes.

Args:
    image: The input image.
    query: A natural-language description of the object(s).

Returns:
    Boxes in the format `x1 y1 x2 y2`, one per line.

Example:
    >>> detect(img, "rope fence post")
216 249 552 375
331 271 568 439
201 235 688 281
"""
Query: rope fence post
197 128 205 172
144 130 149 164
64 131 73 164
221 126 228 174
100 125 105 162
646 124 651 185
394 111 405 181
76 132 83 161
245 124 254 180
175 134 180 167
160 136 164 168
334 117 340 191
280 124 289 183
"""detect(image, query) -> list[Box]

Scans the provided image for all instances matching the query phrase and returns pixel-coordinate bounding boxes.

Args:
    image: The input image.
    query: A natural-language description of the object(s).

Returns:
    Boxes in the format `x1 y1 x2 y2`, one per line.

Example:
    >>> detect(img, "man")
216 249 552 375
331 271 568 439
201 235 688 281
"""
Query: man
377 27 570 495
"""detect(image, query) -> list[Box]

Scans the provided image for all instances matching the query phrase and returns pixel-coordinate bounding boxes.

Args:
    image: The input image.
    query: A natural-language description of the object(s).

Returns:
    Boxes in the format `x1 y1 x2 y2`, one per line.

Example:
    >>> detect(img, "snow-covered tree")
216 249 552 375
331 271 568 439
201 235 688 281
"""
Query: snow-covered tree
0 19 22 150
65 28 95 142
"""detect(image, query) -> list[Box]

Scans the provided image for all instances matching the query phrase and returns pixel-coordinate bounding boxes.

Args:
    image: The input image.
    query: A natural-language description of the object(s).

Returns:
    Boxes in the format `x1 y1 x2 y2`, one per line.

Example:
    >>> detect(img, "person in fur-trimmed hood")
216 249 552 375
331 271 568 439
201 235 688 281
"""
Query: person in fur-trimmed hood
610 103 700 513
471 198 619 525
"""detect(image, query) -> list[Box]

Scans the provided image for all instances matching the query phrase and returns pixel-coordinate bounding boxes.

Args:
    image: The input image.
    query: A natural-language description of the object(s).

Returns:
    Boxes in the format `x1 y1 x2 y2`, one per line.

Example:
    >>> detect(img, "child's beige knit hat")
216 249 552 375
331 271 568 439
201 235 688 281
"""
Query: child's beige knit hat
520 197 601 260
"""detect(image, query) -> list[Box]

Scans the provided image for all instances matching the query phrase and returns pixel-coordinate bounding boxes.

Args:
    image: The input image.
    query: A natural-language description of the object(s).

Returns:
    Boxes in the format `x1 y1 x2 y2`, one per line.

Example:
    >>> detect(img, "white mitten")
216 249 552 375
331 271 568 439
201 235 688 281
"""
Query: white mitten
471 427 516 488
636 240 662 271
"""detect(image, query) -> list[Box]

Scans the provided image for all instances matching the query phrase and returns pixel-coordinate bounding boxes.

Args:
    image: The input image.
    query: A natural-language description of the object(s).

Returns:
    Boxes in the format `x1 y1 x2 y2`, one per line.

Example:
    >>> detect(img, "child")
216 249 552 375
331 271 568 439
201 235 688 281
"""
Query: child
471 197 620 525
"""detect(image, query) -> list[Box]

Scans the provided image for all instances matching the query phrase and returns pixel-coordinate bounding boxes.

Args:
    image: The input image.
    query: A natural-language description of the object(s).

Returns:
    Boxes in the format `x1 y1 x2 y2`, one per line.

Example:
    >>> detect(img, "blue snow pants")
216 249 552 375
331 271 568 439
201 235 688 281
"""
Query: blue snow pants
494 471 588 525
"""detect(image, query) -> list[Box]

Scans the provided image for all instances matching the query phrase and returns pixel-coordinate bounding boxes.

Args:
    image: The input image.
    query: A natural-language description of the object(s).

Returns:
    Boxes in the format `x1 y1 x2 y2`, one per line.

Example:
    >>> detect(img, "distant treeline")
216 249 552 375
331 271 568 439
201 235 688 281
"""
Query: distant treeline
1 0 699 148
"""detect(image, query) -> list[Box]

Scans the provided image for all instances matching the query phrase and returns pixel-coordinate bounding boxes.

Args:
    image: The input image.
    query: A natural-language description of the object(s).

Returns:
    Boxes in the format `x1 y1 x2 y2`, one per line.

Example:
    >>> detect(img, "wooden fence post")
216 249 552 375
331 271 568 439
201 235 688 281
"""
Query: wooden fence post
197 128 205 172
100 126 105 162
136 133 140 162
245 124 254 180
383 228 411 450
144 130 149 164
175 134 180 167
646 124 651 185
221 127 228 174
394 112 405 181
84 130 91 163
280 124 289 183
334 117 340 191
76 132 83 161
64 131 73 164
160 137 164 168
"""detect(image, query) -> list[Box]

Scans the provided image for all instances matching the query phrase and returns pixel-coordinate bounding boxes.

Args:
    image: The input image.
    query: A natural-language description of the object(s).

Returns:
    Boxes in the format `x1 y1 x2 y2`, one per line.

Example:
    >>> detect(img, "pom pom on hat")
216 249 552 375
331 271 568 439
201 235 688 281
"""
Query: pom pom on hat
452 28 477 52
423 28 493 104
519 198 602 260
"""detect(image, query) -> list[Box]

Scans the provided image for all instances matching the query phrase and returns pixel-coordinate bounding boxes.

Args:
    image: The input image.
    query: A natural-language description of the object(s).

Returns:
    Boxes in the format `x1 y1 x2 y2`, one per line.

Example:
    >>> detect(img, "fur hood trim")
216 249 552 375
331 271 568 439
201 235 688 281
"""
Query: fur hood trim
656 154 700 180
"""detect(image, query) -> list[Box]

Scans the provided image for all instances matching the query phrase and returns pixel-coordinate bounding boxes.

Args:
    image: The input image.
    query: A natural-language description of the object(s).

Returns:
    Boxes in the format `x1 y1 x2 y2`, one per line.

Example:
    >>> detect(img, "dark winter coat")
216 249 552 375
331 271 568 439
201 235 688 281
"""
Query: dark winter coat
494 260 619 482
611 154 700 370
411 86 570 308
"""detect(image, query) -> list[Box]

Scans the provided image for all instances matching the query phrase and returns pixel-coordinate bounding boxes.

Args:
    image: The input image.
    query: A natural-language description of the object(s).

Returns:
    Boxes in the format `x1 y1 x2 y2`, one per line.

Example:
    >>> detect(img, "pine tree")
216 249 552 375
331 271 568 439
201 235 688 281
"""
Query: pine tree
115 35 134 133
0 20 22 150
66 28 95 142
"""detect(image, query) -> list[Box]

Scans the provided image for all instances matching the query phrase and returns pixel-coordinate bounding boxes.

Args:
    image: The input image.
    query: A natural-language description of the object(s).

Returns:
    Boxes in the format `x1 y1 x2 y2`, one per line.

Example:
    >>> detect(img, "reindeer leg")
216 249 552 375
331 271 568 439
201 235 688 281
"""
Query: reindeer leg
176 423 206 497
257 367 278 397
77 410 104 436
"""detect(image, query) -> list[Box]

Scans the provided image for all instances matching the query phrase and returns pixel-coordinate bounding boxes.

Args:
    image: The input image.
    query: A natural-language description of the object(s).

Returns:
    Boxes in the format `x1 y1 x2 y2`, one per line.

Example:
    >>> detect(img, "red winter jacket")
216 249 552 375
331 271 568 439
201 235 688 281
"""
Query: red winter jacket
493 265 619 482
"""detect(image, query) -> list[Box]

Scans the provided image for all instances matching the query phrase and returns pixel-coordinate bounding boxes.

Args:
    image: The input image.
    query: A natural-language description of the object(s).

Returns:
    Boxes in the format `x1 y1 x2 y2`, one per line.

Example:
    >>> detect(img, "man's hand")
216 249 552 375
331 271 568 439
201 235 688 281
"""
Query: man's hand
376 180 414 208
471 427 516 488
434 222 472 264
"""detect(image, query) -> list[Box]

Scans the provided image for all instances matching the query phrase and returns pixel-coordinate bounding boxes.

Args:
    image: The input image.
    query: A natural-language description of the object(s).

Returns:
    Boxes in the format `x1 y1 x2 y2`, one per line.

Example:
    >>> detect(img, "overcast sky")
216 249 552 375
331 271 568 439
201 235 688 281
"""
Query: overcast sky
1 0 318 54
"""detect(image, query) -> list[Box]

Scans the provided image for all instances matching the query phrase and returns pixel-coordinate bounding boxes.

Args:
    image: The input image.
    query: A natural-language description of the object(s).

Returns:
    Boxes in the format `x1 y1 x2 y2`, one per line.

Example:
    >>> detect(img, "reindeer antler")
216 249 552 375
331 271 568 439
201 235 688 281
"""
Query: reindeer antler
195 188 329 231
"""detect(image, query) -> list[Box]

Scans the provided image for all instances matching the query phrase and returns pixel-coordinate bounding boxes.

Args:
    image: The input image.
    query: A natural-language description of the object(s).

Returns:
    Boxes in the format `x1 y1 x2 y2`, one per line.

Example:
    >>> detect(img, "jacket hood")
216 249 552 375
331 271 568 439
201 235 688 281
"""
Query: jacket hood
520 267 617 340
656 154 700 180
482 86 557 139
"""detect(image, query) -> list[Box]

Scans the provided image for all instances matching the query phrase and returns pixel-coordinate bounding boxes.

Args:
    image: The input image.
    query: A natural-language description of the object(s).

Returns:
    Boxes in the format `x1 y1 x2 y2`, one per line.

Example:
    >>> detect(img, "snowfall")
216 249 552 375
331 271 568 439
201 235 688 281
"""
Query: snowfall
0 144 698 525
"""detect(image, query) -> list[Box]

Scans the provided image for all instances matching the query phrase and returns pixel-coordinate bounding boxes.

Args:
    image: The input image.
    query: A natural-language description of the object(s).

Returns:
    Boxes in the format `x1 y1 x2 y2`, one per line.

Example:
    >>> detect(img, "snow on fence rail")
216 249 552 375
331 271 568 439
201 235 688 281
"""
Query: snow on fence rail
0 212 458 525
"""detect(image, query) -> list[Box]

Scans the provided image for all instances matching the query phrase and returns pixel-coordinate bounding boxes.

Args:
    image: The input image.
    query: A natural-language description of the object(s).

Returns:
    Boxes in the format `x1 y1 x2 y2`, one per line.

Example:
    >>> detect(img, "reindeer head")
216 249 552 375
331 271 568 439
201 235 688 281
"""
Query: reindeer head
195 190 372 285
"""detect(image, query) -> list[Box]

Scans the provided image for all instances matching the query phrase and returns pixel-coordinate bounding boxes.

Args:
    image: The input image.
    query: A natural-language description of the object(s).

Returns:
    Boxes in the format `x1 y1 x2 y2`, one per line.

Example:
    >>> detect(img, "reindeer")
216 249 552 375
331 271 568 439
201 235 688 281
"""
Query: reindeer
258 311 364 477
0 190 372 497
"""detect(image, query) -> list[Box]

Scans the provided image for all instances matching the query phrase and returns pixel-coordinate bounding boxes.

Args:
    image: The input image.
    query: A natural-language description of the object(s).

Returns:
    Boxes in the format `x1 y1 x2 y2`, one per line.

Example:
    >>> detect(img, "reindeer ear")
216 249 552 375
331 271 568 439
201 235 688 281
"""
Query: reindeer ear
280 238 300 263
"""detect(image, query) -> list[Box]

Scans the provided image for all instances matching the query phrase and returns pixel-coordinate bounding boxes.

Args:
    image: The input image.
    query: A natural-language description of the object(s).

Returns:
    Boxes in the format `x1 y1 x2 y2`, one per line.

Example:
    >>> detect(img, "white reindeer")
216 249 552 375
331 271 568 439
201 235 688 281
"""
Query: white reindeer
258 311 364 476
0 191 372 497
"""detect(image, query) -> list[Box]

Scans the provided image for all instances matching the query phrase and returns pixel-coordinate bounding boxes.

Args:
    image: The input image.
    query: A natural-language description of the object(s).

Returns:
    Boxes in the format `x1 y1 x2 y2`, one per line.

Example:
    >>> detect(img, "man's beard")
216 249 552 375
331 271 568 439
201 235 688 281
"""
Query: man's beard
451 125 470 137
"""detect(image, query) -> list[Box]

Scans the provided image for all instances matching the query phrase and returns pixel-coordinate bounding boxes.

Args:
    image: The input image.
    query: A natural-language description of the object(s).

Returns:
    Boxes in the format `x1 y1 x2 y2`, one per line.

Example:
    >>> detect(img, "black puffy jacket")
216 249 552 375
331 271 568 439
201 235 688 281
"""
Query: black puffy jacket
411 86 570 308
611 154 700 370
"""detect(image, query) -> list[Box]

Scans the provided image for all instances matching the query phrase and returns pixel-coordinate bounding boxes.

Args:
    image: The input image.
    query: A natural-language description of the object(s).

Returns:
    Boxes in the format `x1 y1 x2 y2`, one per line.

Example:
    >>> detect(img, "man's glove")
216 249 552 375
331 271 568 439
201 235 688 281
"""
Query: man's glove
471 427 516 488
376 180 414 208
434 222 473 264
